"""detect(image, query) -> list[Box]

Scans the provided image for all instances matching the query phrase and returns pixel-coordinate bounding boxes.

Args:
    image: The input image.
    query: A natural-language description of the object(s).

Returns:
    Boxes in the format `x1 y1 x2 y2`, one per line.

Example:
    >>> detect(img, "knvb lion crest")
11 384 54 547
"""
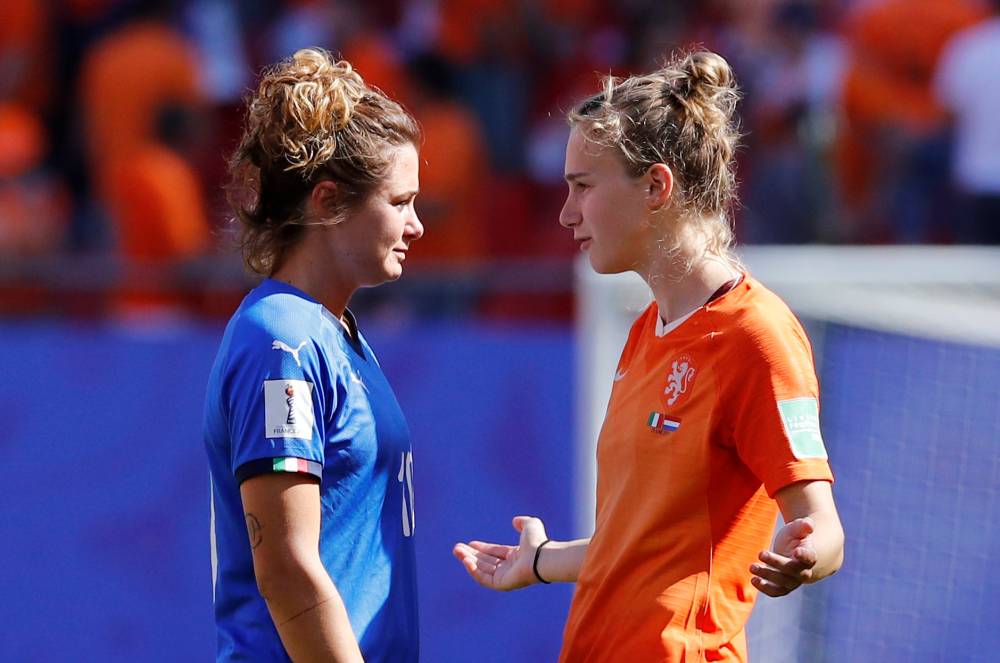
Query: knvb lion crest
664 356 696 406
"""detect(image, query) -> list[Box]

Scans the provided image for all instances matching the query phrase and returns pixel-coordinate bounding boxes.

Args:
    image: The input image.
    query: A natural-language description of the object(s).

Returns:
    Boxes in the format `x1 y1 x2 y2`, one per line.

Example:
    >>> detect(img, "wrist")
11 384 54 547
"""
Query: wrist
532 539 552 585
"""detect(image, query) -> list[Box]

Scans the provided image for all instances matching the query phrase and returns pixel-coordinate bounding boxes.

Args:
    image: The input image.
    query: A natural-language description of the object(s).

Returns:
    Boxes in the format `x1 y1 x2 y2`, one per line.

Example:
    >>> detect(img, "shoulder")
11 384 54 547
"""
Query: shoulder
230 287 323 350
713 278 821 402
718 277 813 366
217 286 340 380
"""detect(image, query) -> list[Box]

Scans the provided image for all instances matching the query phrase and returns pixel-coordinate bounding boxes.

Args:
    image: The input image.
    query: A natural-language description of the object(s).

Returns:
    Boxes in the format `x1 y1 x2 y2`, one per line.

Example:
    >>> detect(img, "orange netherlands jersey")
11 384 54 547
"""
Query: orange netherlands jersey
559 275 833 662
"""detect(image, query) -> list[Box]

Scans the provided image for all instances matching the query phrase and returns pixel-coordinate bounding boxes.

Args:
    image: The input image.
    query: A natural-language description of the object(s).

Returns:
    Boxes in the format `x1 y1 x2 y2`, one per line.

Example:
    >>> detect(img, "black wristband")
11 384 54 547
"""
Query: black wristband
532 539 552 584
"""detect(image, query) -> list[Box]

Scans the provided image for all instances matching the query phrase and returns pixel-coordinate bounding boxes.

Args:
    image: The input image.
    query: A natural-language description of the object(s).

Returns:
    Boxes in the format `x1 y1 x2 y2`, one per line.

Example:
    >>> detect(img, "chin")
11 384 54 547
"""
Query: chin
588 253 627 275
383 262 404 281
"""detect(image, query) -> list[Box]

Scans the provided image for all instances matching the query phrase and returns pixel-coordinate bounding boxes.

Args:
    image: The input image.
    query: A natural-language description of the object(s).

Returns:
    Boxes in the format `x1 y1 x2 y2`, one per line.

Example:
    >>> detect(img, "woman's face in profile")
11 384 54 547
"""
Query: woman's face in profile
559 128 651 275
333 143 424 287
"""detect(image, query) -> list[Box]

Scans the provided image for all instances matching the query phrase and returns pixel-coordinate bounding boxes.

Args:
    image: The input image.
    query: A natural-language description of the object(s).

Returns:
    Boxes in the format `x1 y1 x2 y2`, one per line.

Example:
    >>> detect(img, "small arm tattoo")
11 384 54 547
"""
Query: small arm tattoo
245 513 263 550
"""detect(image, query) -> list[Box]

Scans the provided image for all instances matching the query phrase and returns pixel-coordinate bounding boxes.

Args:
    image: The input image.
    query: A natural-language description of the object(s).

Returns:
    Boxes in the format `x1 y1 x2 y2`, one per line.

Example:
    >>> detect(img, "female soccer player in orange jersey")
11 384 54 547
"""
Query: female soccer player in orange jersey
454 50 845 662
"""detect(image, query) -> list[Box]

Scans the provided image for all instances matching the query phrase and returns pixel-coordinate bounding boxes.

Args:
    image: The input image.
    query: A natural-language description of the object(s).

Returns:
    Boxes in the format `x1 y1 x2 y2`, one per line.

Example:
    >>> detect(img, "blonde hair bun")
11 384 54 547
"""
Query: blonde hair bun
675 51 735 96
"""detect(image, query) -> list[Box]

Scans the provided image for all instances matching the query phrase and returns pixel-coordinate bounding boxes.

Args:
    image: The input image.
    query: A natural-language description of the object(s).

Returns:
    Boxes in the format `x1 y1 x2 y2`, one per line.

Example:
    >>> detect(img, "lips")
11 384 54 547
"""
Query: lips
576 238 592 250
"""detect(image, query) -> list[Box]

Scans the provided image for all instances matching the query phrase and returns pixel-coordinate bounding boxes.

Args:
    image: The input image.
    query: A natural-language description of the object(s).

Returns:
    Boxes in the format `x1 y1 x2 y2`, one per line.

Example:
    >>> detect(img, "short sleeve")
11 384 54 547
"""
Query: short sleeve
725 317 834 497
223 331 331 484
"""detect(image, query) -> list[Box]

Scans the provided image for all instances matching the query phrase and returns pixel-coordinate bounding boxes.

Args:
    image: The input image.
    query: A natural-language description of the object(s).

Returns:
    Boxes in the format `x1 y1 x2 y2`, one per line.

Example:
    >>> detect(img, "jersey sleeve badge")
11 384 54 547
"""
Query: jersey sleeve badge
263 379 315 439
777 397 828 459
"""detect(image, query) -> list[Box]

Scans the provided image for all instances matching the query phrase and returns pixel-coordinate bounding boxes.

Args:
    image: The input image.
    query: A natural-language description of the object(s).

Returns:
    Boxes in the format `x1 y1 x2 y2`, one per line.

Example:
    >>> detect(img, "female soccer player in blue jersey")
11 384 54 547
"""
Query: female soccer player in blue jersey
203 48 422 662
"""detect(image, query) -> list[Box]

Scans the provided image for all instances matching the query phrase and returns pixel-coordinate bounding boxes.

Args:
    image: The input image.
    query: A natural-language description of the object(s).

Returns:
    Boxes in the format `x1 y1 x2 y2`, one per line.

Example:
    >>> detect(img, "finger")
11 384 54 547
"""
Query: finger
792 544 818 568
468 549 503 567
785 517 815 541
512 516 531 532
750 563 802 591
454 545 505 585
474 555 499 575
759 549 811 573
453 542 481 558
468 541 513 559
513 516 545 535
462 557 498 588
453 547 490 579
751 575 791 597
452 544 480 566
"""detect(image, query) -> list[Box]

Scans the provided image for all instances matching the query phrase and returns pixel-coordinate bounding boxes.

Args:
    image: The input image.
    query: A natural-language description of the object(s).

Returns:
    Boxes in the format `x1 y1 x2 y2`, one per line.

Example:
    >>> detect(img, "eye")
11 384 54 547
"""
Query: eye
394 196 415 210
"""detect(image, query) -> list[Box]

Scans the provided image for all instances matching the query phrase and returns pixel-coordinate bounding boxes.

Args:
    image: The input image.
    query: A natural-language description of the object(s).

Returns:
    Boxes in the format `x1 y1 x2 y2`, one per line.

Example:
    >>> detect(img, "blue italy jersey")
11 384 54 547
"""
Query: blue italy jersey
203 278 418 662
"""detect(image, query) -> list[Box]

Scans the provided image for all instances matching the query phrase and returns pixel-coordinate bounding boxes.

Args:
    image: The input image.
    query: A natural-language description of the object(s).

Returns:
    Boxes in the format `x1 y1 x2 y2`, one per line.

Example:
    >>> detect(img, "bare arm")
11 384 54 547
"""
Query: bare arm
453 516 590 590
241 473 364 663
750 480 845 597
534 537 590 583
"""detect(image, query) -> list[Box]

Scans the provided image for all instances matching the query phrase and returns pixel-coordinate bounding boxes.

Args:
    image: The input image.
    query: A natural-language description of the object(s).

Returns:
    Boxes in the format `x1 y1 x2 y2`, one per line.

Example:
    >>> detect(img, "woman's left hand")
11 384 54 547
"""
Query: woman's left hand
750 517 818 597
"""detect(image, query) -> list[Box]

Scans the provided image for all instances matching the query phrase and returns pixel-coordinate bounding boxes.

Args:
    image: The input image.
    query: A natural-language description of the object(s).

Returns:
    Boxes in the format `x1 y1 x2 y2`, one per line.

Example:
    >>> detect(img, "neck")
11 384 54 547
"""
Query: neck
272 241 355 320
641 248 738 325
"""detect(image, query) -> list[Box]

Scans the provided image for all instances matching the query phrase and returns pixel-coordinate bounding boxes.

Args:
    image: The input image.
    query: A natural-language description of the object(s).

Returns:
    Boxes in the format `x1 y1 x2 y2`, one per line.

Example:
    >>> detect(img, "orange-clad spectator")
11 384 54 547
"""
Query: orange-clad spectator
78 11 202 202
108 152 208 260
0 0 52 112
0 103 68 256
105 105 211 314
837 0 986 239
404 53 488 266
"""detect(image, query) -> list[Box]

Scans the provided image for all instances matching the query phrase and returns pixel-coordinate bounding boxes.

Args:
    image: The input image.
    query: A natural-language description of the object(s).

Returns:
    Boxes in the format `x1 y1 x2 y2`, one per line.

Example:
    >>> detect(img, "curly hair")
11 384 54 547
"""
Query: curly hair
227 48 421 275
568 50 742 262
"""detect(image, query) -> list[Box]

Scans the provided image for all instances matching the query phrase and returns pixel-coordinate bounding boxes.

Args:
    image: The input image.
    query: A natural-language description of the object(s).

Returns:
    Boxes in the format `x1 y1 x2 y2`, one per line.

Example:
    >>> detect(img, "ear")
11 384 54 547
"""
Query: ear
309 180 340 219
644 163 674 211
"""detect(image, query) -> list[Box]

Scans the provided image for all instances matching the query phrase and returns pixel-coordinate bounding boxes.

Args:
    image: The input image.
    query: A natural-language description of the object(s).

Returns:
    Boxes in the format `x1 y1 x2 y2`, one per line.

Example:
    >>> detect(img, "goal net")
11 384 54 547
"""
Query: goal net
574 246 1000 661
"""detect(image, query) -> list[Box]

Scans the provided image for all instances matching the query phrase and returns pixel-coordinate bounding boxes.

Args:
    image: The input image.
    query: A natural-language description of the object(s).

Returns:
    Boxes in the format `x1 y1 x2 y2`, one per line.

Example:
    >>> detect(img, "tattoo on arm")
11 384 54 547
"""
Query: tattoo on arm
245 513 263 550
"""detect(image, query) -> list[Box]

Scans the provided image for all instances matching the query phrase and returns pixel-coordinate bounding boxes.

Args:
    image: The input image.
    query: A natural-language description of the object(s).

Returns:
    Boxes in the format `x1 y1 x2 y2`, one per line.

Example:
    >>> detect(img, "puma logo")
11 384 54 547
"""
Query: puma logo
272 340 307 367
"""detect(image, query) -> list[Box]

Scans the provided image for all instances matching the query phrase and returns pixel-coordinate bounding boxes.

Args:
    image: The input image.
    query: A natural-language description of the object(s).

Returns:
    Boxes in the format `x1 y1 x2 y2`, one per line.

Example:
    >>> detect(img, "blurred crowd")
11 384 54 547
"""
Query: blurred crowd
1 0 999 316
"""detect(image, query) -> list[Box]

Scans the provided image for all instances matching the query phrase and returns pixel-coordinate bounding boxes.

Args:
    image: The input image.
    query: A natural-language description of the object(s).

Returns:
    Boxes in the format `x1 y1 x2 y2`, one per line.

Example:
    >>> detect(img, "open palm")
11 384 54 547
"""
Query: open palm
453 516 548 591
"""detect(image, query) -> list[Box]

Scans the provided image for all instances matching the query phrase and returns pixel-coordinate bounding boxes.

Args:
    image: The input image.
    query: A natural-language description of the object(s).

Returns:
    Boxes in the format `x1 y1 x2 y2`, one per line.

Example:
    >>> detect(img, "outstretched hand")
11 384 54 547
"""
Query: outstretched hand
751 517 818 598
453 516 548 591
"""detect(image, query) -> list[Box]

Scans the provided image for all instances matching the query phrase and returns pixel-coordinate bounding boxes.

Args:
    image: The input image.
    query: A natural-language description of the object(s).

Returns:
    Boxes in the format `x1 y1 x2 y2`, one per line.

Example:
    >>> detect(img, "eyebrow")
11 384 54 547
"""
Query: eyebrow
393 189 420 198
564 172 591 183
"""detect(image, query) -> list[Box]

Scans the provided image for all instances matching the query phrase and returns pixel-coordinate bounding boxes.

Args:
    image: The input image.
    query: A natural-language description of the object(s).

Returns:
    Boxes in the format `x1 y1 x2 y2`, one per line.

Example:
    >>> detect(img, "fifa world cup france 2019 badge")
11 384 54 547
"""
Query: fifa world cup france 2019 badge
285 383 296 425
264 379 315 439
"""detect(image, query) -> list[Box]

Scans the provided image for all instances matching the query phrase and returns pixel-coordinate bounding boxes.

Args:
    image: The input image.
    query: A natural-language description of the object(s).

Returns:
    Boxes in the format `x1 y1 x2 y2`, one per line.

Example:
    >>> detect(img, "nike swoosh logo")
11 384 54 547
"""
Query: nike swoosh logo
614 369 628 382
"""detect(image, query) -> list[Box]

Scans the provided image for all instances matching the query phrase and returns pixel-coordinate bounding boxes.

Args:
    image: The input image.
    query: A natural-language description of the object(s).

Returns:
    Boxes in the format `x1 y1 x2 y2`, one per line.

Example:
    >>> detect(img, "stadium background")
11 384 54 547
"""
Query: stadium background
1 0 999 660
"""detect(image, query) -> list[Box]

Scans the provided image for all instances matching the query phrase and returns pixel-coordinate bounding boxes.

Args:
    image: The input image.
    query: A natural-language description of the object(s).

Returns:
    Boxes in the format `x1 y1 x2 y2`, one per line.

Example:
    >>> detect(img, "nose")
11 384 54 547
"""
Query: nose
559 192 579 229
406 209 424 241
